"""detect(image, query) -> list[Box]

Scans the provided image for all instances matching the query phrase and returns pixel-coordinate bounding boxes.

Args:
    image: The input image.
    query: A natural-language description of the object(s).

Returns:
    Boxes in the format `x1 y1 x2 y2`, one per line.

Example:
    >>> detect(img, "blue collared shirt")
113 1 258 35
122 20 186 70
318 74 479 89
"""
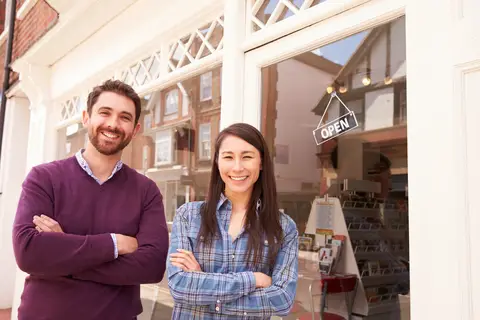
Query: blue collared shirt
75 149 123 258
167 194 299 319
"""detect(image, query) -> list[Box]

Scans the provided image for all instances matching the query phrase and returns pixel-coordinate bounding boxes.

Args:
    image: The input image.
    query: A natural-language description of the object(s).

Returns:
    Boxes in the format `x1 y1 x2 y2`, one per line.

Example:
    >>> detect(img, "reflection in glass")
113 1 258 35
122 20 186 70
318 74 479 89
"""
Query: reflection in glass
262 16 409 319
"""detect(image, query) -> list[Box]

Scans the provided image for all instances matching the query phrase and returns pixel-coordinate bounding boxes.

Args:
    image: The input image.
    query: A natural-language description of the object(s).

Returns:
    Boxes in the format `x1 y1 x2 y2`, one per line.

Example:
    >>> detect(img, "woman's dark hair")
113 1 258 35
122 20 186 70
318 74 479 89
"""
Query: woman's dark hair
198 123 283 267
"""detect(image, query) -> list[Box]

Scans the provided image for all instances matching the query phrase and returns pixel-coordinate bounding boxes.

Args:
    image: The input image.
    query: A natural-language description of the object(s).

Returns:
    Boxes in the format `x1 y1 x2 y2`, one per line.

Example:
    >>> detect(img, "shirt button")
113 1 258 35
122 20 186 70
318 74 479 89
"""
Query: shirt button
232 254 235 259
244 312 247 315
217 300 220 303
264 240 268 245
215 306 220 311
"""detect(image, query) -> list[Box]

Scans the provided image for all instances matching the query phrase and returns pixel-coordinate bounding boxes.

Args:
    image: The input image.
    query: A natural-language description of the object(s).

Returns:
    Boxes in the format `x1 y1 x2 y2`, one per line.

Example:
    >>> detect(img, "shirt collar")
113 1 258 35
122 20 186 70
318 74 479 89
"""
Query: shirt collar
75 149 123 185
216 193 262 213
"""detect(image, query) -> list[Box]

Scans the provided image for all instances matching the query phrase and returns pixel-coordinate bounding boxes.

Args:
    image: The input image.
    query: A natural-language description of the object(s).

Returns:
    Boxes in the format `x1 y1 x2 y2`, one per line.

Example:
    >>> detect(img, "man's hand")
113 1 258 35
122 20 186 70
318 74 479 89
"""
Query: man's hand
33 215 64 233
116 234 138 255
170 249 202 272
253 272 272 288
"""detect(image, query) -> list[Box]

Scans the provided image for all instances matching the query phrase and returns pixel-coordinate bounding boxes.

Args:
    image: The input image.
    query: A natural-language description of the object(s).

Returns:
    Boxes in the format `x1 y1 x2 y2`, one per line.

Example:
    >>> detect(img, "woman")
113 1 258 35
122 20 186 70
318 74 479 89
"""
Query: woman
167 123 299 319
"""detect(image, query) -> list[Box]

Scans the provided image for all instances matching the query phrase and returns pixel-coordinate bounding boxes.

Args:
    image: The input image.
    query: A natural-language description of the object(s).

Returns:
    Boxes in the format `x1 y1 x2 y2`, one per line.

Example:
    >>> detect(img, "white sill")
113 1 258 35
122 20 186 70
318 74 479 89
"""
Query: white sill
17 0 39 20
200 95 212 102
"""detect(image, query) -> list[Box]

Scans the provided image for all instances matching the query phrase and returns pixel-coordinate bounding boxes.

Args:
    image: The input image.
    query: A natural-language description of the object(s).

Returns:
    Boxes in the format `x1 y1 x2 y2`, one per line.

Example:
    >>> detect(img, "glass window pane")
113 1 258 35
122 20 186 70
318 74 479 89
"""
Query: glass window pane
260 16 410 319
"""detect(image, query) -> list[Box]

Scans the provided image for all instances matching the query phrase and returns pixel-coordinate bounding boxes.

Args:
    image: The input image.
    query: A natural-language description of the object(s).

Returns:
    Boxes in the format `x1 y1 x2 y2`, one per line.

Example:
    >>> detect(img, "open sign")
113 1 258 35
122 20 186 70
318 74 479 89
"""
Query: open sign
313 92 359 146
313 112 358 145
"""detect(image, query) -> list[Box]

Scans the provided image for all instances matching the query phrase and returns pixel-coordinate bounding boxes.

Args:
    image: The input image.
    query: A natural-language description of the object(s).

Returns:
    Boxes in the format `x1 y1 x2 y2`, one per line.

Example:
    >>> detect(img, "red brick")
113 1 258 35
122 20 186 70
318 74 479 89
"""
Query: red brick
0 308 11 320
0 0 58 85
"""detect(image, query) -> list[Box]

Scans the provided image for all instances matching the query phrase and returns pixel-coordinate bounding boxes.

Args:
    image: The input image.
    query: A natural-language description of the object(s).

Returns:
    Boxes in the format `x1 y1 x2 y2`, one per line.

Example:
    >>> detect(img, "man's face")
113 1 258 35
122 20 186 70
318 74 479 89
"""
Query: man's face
83 91 140 156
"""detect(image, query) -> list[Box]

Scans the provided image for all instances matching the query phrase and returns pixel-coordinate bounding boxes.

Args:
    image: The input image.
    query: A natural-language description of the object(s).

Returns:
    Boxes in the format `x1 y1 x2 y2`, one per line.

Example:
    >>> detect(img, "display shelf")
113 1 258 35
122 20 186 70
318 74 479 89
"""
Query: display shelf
304 191 409 319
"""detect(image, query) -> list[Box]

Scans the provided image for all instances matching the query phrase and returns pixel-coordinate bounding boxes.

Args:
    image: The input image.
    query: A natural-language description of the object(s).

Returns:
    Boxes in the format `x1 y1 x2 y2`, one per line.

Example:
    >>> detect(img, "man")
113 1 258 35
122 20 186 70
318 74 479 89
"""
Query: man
12 80 169 320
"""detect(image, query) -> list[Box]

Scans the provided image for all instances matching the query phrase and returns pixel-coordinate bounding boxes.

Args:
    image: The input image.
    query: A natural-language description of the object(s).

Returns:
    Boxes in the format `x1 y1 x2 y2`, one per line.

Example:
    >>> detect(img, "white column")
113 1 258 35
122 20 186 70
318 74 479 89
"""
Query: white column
0 97 31 309
219 0 246 129
9 62 55 320
406 0 480 318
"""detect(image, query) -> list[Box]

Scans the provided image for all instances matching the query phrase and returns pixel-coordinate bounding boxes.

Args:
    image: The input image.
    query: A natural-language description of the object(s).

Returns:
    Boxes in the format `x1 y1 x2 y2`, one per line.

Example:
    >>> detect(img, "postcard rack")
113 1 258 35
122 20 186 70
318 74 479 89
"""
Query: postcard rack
305 195 410 318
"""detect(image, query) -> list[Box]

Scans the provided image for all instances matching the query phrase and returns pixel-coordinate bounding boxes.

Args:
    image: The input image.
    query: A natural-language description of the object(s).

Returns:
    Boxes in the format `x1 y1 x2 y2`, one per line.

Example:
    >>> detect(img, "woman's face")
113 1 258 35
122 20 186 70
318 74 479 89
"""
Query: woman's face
217 135 262 197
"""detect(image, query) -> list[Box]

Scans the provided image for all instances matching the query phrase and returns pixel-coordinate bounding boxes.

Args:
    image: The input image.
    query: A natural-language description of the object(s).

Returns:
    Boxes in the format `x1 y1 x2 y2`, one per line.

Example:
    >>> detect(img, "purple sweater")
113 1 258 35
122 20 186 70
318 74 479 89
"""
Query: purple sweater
12 156 169 320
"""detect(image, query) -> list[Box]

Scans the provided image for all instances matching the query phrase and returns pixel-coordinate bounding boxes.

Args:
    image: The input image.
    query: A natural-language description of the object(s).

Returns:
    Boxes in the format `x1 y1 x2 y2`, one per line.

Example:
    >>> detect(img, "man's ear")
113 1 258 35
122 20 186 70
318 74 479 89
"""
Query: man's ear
133 122 141 138
82 110 90 127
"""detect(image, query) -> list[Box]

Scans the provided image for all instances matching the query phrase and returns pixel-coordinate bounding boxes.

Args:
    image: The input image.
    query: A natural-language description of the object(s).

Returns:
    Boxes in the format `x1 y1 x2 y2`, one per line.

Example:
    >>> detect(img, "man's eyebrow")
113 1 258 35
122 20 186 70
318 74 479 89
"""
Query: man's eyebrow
97 106 134 118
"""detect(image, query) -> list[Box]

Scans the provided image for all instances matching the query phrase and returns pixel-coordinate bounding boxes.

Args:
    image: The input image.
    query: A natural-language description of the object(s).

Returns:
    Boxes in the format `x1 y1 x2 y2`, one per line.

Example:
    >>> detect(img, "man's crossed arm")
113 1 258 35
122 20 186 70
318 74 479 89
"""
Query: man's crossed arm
12 166 169 286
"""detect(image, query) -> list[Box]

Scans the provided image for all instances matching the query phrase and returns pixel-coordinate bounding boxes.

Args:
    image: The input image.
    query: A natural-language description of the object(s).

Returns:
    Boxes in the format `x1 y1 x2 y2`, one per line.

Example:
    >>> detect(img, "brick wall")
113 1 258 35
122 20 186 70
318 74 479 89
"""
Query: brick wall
0 0 58 85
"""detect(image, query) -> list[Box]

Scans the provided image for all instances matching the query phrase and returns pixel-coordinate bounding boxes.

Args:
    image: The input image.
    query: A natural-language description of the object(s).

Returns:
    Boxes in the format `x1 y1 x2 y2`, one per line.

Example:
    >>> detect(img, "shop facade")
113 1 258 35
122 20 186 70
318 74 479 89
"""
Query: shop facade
1 0 479 319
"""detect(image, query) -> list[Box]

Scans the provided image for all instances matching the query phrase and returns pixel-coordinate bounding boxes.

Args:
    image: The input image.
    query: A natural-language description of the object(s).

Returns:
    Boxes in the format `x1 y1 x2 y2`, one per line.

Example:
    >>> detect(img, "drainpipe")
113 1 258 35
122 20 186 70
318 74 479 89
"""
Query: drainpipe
0 0 17 163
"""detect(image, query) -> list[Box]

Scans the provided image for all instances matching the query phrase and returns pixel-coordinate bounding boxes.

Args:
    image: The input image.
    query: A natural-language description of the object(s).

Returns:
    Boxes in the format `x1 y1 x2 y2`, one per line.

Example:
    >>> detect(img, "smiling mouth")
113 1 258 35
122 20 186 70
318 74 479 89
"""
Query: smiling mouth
230 176 248 181
101 131 120 140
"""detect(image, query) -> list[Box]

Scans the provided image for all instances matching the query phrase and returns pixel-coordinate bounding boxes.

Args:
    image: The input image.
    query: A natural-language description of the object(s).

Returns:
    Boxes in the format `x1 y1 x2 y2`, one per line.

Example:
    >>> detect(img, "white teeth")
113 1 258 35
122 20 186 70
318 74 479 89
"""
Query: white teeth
230 176 247 181
102 132 119 139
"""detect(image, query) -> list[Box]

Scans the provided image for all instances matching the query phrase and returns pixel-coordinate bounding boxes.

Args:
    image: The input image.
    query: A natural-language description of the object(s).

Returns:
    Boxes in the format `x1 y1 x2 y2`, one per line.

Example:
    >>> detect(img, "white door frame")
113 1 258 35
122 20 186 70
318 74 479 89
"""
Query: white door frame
242 0 406 128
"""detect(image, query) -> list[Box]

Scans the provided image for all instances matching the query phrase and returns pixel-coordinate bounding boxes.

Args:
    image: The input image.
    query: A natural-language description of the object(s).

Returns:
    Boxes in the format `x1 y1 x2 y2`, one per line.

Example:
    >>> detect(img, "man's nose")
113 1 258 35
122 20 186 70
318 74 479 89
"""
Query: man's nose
105 116 119 129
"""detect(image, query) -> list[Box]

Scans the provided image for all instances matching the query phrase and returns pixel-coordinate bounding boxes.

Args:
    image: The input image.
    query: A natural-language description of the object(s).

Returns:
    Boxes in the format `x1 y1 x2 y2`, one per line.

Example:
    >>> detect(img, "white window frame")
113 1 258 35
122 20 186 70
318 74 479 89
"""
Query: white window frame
155 130 173 166
200 71 213 101
242 0 405 127
165 89 179 116
199 123 211 160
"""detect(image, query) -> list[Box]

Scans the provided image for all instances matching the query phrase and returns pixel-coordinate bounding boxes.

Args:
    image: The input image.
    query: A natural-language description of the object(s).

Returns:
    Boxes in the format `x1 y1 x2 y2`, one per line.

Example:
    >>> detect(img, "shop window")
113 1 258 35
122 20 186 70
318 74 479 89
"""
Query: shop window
260 16 409 319
155 130 172 165
57 122 86 159
200 71 213 101
199 123 211 160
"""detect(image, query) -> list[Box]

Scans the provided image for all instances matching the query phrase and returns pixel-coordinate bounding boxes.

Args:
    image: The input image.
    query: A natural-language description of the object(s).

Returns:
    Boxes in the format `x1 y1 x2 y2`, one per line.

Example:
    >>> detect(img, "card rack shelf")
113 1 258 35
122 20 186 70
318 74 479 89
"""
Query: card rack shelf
339 195 410 318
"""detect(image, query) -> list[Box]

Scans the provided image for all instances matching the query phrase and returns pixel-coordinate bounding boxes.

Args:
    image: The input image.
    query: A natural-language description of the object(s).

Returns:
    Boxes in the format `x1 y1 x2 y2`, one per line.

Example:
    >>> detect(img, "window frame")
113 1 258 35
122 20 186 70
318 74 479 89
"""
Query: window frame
200 71 213 102
198 122 212 160
155 129 173 166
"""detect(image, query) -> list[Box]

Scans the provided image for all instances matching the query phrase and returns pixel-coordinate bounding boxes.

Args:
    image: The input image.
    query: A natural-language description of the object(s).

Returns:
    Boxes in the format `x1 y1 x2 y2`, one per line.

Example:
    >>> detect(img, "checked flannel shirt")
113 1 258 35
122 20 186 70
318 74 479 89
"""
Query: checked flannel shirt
167 194 299 319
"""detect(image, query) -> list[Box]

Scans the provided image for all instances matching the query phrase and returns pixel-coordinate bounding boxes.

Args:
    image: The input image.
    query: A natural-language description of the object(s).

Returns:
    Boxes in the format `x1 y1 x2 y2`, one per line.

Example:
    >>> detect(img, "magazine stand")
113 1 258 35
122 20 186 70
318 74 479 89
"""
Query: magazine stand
303 191 409 319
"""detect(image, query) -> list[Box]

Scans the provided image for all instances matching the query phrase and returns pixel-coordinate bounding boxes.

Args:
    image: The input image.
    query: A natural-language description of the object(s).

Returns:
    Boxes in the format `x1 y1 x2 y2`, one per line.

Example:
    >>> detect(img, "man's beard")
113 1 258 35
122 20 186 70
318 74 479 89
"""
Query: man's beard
88 126 132 156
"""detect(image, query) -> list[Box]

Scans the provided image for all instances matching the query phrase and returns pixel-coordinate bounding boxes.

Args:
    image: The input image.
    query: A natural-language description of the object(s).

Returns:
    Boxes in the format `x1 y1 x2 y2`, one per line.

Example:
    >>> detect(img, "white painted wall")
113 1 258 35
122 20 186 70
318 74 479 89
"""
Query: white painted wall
274 59 335 193
0 97 30 308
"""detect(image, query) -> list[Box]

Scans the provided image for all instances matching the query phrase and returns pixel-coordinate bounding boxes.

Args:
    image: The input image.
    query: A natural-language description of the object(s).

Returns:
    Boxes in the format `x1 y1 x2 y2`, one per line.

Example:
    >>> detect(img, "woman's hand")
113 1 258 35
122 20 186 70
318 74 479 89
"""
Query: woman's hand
170 249 202 272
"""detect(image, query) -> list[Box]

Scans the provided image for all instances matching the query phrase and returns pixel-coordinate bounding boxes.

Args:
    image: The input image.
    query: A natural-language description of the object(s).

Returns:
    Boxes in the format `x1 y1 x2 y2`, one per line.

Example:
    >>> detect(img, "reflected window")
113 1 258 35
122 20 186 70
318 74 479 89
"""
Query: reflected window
200 72 212 101
155 130 172 165
165 89 179 116
199 123 211 160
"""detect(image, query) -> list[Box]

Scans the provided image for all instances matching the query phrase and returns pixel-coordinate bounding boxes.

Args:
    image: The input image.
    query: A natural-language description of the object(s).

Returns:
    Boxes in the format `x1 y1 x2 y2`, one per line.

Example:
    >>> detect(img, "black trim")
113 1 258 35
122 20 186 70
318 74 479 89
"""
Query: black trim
0 0 17 163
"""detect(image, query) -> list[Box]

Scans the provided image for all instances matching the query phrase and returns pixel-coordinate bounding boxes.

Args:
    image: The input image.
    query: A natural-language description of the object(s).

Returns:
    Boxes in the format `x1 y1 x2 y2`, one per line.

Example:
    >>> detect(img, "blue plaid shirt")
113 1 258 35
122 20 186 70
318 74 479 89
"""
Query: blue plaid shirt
167 195 299 319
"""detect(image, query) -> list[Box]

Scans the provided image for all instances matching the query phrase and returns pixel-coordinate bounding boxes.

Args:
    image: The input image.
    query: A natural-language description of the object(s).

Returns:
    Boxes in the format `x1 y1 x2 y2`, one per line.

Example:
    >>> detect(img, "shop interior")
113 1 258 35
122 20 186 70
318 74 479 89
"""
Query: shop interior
262 16 410 320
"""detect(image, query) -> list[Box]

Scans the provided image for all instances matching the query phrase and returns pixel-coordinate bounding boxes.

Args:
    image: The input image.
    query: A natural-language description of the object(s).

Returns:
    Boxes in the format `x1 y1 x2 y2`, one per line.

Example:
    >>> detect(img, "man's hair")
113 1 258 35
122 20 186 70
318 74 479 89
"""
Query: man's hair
86 80 142 124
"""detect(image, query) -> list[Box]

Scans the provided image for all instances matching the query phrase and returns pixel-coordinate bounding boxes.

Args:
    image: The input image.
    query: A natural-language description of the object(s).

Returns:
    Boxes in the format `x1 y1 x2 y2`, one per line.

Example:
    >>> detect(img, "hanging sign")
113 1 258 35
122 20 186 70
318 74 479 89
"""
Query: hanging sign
313 91 359 145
